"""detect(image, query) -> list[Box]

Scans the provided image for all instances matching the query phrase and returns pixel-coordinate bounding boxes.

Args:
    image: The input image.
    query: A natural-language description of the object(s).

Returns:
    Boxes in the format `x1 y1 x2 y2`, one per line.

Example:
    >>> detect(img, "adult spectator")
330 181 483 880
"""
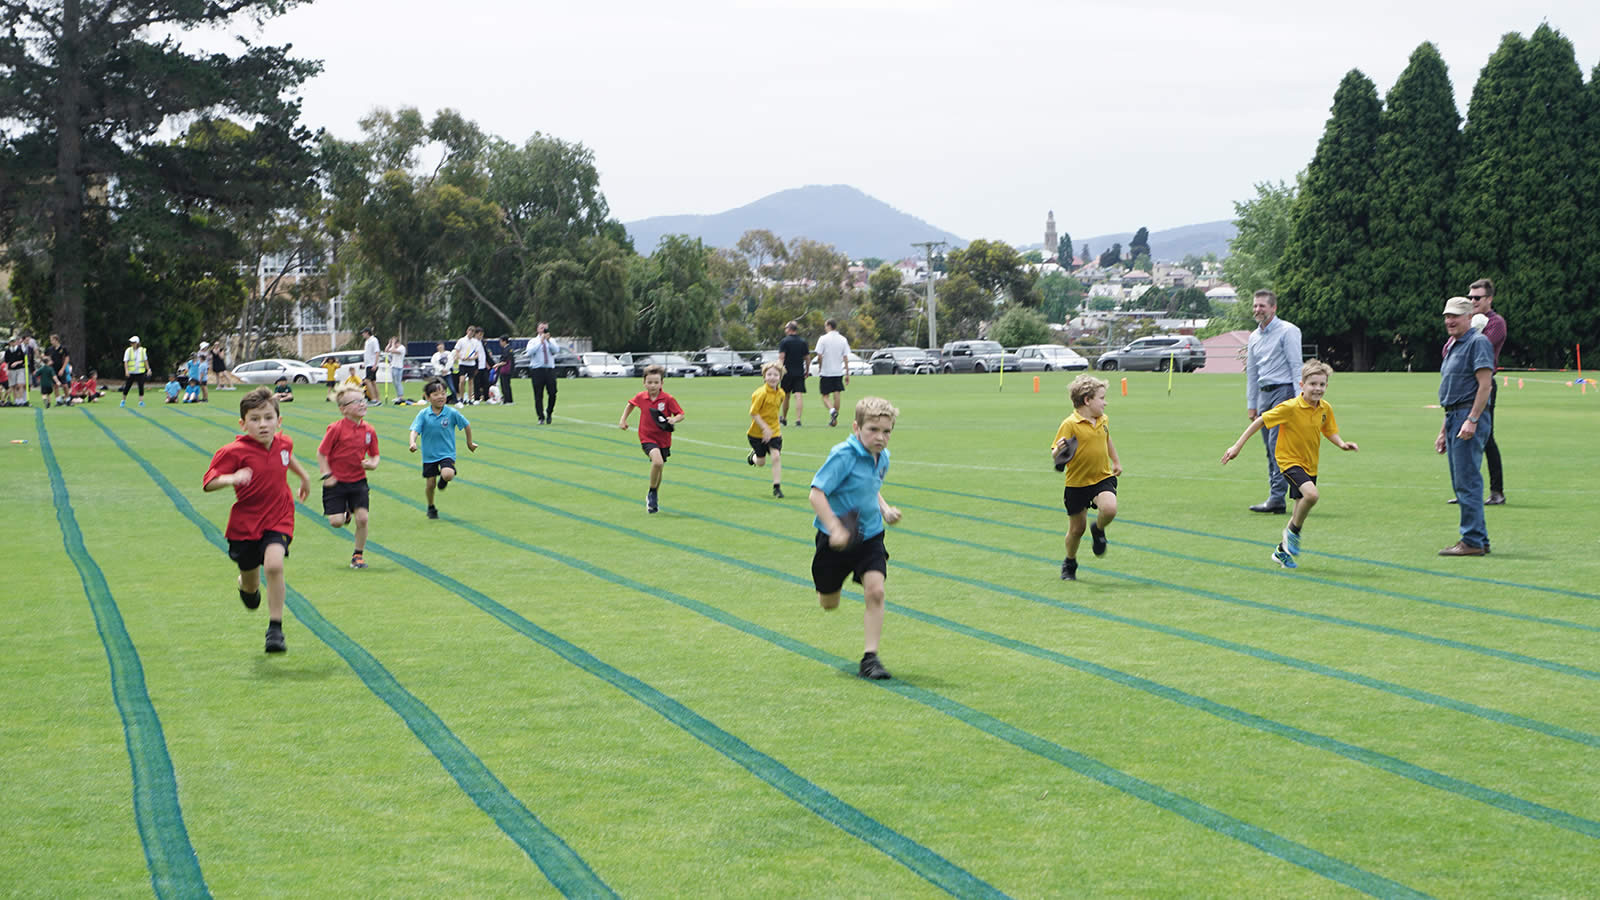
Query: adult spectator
494 336 515 405
4 334 27 405
361 327 382 403
46 334 69 383
471 327 492 403
1468 278 1506 506
210 343 241 389
452 326 480 407
1435 296 1495 556
385 336 407 404
1243 290 1303 513
526 322 563 424
777 320 810 426
196 341 212 402
812 318 850 428
121 335 150 406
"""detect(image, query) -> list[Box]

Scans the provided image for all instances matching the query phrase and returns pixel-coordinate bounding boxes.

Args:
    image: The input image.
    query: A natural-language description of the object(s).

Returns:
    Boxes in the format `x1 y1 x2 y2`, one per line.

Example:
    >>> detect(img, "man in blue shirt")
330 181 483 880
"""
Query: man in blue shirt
1244 290 1303 513
1435 296 1495 557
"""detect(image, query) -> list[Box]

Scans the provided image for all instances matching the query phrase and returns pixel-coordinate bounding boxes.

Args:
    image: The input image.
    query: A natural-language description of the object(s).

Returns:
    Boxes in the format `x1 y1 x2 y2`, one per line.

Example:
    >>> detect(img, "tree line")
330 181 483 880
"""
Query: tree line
1229 26 1599 370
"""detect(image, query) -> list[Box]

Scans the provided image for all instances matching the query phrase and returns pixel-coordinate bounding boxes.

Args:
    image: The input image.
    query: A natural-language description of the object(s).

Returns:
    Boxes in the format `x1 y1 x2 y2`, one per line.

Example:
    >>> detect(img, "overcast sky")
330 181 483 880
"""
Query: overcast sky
229 0 1598 246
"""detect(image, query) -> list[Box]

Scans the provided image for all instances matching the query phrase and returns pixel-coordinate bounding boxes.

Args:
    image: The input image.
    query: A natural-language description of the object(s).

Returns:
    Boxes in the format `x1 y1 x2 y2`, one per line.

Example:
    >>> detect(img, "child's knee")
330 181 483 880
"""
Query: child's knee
818 592 841 610
354 508 369 526
1300 484 1320 504
1097 494 1119 517
441 466 456 481
328 513 347 528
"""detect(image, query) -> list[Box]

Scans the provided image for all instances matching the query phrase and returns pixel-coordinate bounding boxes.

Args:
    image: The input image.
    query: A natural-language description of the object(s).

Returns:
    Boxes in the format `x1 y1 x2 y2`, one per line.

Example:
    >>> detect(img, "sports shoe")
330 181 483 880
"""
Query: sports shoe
426 505 438 519
794 420 801 427
120 398 126 407
646 488 659 514
350 552 367 569
437 474 448 490
1060 557 1078 581
1282 526 1301 556
772 484 783 499
829 408 838 427
264 626 286 653
137 400 144 407
858 652 892 680
1486 491 1506 505
238 577 261 610
746 451 756 466
1272 544 1297 569
779 417 787 426
1090 523 1108 557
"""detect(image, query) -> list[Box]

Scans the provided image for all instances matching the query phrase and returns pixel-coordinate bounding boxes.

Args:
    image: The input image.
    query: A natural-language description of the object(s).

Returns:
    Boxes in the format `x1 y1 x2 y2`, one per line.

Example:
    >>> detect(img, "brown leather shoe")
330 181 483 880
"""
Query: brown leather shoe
1438 541 1487 557
1486 492 1506 505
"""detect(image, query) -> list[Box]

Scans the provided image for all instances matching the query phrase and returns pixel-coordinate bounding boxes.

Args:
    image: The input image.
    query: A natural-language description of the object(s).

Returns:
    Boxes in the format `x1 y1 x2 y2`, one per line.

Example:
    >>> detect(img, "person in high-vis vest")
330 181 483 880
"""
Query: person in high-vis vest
121 335 150 407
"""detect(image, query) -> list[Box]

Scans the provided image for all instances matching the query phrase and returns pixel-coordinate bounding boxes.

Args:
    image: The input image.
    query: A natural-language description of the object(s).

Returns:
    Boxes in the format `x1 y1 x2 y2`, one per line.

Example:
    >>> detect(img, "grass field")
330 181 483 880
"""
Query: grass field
7 369 1599 898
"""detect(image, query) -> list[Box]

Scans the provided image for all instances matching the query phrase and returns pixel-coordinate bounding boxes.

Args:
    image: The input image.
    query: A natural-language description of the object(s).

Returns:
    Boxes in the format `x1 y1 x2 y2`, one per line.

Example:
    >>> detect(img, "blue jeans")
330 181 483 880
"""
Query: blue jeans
1256 382 1296 505
1444 407 1491 548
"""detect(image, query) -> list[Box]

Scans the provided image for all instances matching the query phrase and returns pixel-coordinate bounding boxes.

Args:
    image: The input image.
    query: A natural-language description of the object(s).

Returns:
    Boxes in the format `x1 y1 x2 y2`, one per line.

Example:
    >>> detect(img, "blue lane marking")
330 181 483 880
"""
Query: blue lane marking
86 409 616 898
38 410 211 899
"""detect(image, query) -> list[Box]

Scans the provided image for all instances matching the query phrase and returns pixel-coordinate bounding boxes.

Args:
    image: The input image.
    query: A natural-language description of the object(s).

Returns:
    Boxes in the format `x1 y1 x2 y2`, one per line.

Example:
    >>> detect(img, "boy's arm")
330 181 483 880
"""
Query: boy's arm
1221 417 1267 464
810 487 852 548
285 454 313 502
408 426 420 452
1328 432 1358 452
878 492 901 526
618 402 634 430
203 469 250 491
463 424 478 452
316 451 336 484
1105 433 1122 475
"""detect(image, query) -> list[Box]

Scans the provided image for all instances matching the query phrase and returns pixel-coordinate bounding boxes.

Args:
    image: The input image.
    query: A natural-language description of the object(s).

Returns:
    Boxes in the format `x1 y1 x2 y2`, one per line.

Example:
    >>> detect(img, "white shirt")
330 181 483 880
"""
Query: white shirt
815 331 850 377
431 351 449 373
457 337 483 367
363 335 381 368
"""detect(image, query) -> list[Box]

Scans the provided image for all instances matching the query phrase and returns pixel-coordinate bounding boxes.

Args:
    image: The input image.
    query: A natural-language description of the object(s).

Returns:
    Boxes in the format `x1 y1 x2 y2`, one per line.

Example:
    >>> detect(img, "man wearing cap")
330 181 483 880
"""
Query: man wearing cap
121 335 150 407
1244 289 1303 513
1435 296 1495 557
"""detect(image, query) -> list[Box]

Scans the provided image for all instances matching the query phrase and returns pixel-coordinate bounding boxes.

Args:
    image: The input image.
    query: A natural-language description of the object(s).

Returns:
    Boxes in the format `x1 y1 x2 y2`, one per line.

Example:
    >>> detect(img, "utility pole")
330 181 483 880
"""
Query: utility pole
911 241 947 351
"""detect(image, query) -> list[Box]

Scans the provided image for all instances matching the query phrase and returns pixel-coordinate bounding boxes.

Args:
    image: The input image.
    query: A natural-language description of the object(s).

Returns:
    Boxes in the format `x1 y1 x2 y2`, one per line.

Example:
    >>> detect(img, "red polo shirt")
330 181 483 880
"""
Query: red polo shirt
318 417 379 483
629 390 682 447
205 433 297 540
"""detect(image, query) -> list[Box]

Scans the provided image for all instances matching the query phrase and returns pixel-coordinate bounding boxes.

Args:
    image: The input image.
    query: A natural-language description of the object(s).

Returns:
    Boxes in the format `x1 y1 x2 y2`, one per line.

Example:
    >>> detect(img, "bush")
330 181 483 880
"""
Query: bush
987 307 1053 347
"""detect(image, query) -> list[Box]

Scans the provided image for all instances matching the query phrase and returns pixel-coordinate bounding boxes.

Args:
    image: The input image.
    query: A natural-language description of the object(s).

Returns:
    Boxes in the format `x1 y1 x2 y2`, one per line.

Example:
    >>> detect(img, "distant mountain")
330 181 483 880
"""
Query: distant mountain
623 185 966 260
1061 220 1237 263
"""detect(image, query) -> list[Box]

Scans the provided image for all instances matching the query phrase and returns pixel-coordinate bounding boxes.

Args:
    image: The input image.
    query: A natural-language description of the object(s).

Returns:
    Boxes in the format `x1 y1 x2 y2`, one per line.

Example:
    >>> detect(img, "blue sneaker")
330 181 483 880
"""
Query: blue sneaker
1272 545 1297 569
1282 526 1301 556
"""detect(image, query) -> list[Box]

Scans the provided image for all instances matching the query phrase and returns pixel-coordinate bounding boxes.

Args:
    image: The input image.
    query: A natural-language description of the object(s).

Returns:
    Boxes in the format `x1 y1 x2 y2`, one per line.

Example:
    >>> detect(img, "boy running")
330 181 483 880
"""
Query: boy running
318 386 381 569
1053 374 1122 581
619 365 684 514
1222 359 1358 569
202 387 312 653
409 380 476 520
746 361 786 498
810 396 902 680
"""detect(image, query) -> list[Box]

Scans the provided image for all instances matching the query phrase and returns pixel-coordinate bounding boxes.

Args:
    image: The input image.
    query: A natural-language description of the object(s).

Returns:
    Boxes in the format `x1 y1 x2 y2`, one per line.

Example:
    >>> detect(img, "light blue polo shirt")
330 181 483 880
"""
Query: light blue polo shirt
1439 329 1495 408
810 434 890 540
410 405 470 463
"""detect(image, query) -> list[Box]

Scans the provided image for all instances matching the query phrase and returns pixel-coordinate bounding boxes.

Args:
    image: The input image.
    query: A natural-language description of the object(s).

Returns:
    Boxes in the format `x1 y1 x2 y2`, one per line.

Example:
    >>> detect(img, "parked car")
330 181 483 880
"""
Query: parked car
578 352 629 377
691 348 755 376
306 349 427 384
939 340 1021 374
844 352 873 376
630 353 704 377
232 358 328 384
1013 344 1090 372
868 346 939 375
1095 335 1207 372
512 345 582 378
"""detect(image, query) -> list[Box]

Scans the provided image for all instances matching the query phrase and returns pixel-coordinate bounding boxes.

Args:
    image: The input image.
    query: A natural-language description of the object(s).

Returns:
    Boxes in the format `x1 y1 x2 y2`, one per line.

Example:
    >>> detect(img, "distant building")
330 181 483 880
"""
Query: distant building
1044 211 1058 260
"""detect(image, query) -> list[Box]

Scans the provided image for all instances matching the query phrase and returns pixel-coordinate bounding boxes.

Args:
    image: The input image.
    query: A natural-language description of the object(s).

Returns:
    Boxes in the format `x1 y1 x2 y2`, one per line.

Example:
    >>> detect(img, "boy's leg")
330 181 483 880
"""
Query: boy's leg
261 543 287 622
424 475 437 505
648 451 664 490
1090 491 1117 557
1289 484 1318 529
352 506 369 554
860 570 886 654
1064 510 1087 558
770 448 781 485
817 590 841 610
327 512 347 528
239 566 261 594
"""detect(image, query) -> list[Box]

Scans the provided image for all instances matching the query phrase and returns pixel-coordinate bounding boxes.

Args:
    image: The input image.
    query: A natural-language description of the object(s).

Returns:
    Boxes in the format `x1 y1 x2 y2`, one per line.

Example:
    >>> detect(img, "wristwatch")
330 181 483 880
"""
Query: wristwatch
1466 415 1479 424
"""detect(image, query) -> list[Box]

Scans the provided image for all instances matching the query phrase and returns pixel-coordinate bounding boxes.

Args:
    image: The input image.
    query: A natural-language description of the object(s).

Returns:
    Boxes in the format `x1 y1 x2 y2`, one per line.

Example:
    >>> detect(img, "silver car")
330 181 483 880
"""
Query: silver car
1096 335 1207 372
231 358 328 384
1014 344 1089 371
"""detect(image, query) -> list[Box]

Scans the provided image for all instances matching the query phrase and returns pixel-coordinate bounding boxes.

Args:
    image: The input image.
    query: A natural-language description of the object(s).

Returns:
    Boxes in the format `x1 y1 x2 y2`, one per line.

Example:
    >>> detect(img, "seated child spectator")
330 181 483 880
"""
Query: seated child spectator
85 370 103 400
273 376 295 402
165 372 184 403
185 353 205 402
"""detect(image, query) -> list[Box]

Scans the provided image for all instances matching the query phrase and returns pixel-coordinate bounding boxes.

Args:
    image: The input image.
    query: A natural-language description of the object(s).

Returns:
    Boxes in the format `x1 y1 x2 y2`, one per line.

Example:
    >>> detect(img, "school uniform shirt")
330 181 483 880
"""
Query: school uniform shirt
810 434 889 540
124 345 149 375
319 417 380 483
410 405 470 464
205 433 297 540
1261 396 1338 477
814 331 850 377
629 390 682 448
747 383 785 439
1053 412 1114 487
456 337 482 369
186 358 204 382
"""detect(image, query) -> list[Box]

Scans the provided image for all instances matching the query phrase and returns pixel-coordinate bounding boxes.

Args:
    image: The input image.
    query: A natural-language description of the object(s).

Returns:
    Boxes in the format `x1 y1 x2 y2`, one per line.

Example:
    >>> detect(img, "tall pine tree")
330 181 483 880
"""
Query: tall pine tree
1277 70 1382 370
1370 43 1460 370
1580 64 1600 354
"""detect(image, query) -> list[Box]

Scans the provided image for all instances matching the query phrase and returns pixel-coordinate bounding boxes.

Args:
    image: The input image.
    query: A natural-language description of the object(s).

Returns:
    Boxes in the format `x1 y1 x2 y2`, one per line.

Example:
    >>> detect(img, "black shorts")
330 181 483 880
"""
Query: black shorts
1283 466 1317 500
819 375 845 395
422 458 456 478
812 531 889 594
747 435 783 457
322 478 370 517
641 442 671 460
364 365 378 381
1063 476 1118 516
228 530 292 571
781 373 807 394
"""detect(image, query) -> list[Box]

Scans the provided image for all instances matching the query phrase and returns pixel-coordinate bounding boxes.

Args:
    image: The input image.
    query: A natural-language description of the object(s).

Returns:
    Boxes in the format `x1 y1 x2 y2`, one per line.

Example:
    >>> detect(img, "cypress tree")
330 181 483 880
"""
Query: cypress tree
1370 43 1459 370
1277 70 1383 370
1580 64 1600 355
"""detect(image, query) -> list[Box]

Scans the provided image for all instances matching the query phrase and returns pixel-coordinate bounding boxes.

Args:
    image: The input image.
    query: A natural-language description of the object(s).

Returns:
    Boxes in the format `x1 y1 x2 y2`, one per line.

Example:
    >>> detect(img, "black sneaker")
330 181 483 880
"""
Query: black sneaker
779 417 787 426
1090 523 1108 557
772 484 783 499
239 587 261 610
859 653 892 680
427 505 439 519
264 626 286 654
1060 557 1077 581
746 451 756 466
646 488 659 514
436 474 448 491
794 420 801 427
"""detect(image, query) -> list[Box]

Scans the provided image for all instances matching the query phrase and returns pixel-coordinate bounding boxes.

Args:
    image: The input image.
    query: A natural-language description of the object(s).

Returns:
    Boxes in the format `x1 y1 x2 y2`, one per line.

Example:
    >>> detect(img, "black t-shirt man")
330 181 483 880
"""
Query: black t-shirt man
778 333 809 392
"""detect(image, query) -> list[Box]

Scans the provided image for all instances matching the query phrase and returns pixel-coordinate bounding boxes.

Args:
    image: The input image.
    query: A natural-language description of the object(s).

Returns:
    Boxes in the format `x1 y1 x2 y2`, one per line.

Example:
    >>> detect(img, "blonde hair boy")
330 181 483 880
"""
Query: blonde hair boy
1052 376 1121 581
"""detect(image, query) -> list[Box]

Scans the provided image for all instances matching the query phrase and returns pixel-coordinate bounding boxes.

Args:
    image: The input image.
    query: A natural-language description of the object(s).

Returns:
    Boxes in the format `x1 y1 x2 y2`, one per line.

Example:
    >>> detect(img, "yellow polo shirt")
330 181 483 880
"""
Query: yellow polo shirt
1052 411 1113 487
747 383 785 439
1261 395 1339 476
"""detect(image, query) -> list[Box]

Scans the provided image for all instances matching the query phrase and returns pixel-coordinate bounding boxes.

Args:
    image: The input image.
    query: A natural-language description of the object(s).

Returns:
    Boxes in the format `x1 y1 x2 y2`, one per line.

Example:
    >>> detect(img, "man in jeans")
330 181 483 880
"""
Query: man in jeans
1454 278 1507 506
1435 296 1495 557
526 322 563 424
1243 290 1302 513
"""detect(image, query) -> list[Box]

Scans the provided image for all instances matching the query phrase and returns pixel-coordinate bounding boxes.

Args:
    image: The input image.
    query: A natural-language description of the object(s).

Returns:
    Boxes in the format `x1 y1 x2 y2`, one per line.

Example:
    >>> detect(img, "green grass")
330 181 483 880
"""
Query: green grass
7 370 1598 898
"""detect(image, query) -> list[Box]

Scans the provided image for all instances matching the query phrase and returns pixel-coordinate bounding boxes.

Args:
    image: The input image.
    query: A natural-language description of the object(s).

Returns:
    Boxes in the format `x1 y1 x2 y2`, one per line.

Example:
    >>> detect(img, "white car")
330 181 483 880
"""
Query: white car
844 352 873 376
306 349 406 384
1014 344 1090 371
578 352 629 377
231 358 328 385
